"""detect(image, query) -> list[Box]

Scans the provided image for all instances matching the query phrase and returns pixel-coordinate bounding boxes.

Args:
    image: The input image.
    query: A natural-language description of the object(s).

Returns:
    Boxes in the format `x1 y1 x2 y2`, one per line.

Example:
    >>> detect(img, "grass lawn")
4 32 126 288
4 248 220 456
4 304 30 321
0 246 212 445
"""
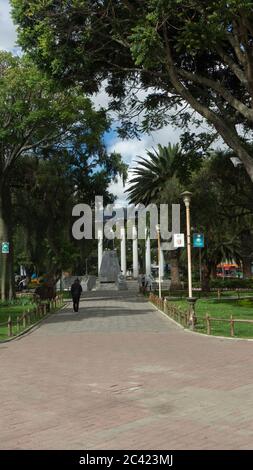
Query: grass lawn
0 298 37 339
167 297 253 338
62 291 71 299
0 293 66 340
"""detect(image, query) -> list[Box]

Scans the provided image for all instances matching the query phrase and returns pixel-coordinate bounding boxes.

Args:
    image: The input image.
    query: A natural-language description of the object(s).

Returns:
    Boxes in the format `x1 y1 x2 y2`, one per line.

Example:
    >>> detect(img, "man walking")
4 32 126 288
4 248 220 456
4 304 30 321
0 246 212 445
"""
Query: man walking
71 278 82 312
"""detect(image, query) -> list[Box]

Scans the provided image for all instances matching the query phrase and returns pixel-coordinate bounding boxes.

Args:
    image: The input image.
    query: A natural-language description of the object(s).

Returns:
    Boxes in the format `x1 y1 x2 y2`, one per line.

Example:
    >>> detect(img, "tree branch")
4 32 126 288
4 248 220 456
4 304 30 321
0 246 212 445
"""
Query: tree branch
216 45 247 86
227 24 246 66
162 24 253 182
176 68 253 122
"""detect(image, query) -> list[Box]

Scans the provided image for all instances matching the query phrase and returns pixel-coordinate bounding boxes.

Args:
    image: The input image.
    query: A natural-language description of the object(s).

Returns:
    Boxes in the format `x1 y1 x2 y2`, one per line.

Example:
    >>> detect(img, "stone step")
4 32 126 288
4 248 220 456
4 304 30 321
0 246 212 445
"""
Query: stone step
96 282 117 291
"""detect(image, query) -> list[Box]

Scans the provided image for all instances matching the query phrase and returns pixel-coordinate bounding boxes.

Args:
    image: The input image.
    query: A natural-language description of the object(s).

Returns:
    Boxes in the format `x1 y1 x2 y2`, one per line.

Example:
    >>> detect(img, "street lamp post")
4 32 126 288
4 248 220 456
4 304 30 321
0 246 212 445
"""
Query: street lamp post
85 258 88 276
181 191 197 329
156 224 162 299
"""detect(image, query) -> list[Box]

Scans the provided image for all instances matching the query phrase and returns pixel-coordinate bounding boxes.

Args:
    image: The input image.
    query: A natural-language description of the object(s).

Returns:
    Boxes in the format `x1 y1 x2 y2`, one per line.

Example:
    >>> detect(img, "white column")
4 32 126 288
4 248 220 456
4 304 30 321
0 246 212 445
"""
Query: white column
98 228 103 275
145 229 151 276
159 247 164 279
120 226 126 275
132 225 138 279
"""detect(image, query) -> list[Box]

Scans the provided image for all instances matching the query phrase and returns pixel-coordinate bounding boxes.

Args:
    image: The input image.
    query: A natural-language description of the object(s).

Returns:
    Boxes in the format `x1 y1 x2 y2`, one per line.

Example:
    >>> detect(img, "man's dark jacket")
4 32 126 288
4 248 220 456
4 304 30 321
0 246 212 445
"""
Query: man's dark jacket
71 281 82 299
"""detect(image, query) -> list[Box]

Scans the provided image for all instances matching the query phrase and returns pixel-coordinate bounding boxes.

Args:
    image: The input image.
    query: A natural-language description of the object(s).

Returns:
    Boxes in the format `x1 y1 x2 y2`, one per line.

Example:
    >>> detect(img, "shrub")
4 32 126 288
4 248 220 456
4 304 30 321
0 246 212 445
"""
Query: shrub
210 278 253 289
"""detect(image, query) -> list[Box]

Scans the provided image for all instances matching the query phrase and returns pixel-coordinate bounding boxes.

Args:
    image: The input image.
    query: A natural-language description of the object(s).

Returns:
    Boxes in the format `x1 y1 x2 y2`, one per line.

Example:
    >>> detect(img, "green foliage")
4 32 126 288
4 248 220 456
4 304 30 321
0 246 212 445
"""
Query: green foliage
126 143 201 204
0 50 111 177
0 296 33 307
13 144 127 279
210 278 253 289
130 22 163 68
238 298 253 307
0 51 127 295
188 151 253 285
127 141 253 288
11 0 253 181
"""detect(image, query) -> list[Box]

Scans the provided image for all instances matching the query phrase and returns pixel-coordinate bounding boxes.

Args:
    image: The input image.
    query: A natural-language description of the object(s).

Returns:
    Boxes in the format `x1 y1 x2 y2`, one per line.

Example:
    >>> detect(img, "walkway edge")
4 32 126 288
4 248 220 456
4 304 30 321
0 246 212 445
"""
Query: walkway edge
149 300 253 343
0 302 67 344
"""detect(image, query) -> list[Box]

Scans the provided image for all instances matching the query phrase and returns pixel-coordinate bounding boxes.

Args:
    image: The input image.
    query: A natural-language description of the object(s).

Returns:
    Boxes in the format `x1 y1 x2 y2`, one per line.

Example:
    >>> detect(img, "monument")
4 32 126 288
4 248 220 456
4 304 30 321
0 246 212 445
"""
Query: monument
99 250 121 283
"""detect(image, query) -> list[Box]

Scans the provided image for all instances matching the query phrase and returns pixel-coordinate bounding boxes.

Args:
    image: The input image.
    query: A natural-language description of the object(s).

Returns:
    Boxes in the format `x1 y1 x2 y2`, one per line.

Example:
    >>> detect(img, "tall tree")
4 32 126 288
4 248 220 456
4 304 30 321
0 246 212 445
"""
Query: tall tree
0 51 124 299
11 0 253 180
127 143 201 204
186 151 253 289
12 144 127 289
126 144 201 288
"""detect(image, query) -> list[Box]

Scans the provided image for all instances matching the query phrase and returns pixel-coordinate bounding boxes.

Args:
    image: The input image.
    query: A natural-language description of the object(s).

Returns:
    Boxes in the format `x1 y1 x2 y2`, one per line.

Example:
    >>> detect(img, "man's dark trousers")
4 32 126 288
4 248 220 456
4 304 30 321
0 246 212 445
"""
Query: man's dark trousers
73 297 80 312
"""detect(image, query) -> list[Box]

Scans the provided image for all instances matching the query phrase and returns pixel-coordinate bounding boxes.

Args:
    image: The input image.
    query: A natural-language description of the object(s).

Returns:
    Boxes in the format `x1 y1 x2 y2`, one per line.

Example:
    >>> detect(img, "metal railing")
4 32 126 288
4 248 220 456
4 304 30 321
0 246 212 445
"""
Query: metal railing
149 292 253 338
0 294 64 339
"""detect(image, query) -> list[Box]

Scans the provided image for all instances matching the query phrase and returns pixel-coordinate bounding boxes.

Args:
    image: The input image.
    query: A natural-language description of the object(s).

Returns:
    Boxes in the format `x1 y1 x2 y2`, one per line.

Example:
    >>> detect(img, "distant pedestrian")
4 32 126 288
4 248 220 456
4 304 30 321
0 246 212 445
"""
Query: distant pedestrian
145 274 153 291
71 278 82 312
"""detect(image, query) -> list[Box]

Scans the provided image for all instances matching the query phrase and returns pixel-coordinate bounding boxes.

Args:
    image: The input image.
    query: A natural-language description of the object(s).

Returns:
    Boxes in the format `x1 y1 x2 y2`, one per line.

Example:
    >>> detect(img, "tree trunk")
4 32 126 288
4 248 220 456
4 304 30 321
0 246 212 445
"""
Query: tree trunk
0 188 8 301
0 184 15 300
7 243 16 300
6 185 15 300
202 264 211 292
169 250 181 290
240 231 253 279
210 264 217 279
242 257 252 278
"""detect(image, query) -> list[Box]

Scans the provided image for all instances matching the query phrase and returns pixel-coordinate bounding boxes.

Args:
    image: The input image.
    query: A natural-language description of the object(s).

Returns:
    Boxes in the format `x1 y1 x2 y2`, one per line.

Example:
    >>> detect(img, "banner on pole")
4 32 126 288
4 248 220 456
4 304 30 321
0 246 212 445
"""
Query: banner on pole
2 242 9 254
193 233 204 248
173 234 185 248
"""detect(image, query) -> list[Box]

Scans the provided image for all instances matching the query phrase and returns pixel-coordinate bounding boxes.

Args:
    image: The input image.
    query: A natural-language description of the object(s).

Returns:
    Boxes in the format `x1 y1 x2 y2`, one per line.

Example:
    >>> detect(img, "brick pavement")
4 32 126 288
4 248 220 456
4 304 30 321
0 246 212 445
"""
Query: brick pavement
1 288 253 449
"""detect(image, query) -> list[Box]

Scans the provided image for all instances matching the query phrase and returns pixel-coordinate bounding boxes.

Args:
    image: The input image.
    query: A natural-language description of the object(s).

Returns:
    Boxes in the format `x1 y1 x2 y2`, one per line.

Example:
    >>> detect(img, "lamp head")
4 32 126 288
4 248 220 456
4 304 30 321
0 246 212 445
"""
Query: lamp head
181 191 192 206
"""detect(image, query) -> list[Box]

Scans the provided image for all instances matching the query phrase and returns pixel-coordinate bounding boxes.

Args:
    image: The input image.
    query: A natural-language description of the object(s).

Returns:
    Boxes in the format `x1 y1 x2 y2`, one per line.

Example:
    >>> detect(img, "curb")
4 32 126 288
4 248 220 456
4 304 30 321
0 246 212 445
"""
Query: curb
148 300 253 343
0 302 67 344
150 301 185 330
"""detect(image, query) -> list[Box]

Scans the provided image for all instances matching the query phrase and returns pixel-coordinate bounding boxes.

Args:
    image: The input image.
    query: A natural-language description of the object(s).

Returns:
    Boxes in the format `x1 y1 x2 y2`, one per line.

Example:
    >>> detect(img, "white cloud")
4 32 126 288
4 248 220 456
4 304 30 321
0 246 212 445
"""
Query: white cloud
108 177 127 207
0 0 17 51
108 124 183 166
108 138 149 164
92 85 111 111
107 124 185 204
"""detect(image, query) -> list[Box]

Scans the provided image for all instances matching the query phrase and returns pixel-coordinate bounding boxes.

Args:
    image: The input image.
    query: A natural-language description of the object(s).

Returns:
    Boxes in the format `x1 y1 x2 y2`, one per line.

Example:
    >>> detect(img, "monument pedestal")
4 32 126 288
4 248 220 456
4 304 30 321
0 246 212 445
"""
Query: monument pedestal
98 250 127 290
99 250 121 283
116 273 128 290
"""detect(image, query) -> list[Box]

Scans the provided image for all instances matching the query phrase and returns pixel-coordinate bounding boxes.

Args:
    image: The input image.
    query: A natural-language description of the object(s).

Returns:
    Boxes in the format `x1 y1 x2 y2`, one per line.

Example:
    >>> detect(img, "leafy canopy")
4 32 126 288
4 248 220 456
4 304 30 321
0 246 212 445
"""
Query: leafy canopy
126 143 202 205
0 50 112 181
11 0 253 181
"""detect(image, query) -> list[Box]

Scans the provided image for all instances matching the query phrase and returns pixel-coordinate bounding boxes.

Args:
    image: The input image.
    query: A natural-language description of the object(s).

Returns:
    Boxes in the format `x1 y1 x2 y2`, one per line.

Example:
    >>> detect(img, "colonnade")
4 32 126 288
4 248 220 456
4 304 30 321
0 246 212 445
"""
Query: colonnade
97 226 164 278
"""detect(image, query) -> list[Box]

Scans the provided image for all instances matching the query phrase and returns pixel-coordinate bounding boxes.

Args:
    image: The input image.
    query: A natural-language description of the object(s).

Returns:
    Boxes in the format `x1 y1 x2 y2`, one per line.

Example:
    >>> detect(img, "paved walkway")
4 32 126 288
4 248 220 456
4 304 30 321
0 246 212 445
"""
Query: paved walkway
1 288 253 450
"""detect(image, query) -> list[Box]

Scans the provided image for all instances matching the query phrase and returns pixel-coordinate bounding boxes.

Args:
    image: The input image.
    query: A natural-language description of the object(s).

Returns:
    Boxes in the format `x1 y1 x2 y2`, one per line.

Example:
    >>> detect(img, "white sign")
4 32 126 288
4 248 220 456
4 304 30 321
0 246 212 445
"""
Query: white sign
173 234 185 248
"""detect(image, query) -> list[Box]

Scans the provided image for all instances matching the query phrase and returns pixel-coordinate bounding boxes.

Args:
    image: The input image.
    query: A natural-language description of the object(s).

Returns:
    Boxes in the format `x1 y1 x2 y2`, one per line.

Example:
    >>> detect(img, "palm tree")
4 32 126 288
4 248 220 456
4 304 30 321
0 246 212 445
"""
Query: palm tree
126 144 185 289
126 144 182 205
